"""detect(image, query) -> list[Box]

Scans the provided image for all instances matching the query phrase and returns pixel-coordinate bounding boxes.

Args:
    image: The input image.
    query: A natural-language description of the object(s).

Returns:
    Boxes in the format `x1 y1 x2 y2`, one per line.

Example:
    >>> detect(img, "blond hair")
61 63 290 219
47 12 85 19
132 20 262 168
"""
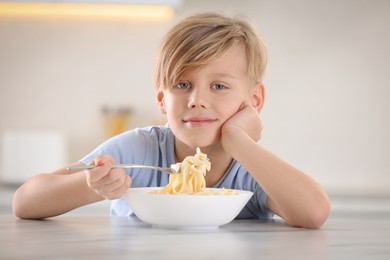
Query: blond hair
154 12 267 89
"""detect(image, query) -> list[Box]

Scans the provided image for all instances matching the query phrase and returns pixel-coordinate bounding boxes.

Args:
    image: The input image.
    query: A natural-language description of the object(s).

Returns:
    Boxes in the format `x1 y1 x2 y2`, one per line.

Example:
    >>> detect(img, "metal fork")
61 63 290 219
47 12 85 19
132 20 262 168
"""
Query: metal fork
66 164 177 174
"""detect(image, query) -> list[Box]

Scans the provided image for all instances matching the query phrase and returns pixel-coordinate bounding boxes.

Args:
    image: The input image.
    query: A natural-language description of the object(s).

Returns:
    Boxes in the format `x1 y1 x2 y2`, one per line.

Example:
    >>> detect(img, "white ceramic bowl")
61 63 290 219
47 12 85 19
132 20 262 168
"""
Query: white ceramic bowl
124 187 253 229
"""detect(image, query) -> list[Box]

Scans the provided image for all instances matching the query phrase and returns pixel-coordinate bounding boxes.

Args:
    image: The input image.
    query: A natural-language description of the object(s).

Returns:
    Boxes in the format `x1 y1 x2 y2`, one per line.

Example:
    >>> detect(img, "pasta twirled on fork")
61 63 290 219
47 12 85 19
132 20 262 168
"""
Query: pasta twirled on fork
150 147 238 195
159 147 210 194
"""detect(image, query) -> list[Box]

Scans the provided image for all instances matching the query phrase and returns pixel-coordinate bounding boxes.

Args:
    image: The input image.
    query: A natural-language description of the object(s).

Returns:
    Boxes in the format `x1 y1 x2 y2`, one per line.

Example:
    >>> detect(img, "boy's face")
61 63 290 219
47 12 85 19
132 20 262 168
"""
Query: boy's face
157 42 263 148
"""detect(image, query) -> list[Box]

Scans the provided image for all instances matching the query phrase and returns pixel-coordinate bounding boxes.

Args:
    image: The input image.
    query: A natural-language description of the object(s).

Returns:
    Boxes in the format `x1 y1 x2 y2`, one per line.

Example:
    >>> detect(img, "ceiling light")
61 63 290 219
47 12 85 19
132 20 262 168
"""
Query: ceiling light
0 0 181 19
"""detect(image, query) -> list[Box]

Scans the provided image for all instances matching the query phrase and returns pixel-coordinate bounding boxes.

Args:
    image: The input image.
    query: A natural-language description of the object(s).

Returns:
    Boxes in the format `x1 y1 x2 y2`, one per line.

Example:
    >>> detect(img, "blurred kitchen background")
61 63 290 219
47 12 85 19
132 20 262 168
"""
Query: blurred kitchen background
1 0 389 215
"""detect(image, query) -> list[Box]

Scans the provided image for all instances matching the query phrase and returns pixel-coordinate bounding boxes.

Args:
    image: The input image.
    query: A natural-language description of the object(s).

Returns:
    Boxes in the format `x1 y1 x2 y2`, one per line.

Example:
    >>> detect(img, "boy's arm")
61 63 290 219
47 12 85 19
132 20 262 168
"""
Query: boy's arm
12 167 103 219
13 156 131 219
221 105 330 229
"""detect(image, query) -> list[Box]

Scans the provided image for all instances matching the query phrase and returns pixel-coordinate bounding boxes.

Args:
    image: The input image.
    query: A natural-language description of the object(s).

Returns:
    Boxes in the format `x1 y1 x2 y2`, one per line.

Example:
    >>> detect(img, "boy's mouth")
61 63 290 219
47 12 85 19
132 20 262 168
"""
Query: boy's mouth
183 117 217 127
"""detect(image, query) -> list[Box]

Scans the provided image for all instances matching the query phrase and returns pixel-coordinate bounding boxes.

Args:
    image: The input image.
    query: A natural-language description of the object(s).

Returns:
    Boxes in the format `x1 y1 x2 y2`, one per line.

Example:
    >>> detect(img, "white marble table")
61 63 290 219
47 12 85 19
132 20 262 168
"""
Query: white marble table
1 214 390 259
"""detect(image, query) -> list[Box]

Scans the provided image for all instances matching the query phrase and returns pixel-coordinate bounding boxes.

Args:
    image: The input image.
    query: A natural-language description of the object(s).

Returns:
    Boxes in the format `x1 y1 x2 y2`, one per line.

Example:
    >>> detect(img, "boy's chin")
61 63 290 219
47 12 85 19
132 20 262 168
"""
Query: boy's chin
173 127 222 148
182 137 221 150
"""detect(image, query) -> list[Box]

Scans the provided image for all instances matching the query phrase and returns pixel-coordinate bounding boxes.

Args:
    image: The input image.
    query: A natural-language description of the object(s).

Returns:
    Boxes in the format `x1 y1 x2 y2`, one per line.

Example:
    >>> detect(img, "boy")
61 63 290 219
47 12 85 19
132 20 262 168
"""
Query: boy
13 12 330 228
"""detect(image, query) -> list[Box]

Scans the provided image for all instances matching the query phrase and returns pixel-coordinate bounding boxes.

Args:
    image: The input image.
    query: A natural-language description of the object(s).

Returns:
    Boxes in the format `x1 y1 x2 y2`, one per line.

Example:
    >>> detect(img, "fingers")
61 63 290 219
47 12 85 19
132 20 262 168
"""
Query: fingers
237 101 249 112
85 157 112 182
85 155 131 200
92 171 131 200
221 101 263 145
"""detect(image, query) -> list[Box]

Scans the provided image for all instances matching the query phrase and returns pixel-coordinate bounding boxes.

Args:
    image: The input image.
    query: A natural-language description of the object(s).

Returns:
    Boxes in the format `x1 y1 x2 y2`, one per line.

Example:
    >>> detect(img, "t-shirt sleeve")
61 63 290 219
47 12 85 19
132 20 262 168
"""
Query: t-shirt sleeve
78 126 174 186
79 129 148 166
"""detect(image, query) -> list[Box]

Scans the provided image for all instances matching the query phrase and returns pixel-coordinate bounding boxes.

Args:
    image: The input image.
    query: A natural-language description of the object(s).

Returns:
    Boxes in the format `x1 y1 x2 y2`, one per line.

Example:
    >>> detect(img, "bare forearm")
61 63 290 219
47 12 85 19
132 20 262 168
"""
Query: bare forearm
13 172 103 219
223 129 330 228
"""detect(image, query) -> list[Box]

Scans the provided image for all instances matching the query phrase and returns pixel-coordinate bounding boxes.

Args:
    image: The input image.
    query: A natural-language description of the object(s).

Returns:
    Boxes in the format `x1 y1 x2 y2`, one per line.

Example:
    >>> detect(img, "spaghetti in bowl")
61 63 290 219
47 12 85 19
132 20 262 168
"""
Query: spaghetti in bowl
124 187 253 229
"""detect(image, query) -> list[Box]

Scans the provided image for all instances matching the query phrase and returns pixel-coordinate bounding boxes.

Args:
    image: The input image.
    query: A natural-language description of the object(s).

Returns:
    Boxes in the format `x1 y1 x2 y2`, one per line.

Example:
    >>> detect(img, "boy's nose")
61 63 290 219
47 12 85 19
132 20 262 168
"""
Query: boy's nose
188 87 208 108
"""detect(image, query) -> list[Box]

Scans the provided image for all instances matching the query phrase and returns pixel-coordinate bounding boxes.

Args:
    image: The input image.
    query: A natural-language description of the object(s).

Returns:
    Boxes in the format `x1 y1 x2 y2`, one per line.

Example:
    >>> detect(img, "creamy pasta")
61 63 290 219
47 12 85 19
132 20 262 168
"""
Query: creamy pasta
151 147 238 195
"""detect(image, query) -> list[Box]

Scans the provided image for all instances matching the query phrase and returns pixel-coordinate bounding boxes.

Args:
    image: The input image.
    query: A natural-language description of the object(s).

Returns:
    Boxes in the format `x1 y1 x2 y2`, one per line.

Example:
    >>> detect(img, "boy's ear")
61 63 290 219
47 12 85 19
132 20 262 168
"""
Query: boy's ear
251 82 265 113
156 89 167 114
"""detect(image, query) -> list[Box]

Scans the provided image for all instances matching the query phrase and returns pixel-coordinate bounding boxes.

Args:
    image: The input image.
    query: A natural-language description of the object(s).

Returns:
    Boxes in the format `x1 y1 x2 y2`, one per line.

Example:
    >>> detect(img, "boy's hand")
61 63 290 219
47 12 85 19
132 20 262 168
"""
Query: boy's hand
85 155 131 200
221 102 263 152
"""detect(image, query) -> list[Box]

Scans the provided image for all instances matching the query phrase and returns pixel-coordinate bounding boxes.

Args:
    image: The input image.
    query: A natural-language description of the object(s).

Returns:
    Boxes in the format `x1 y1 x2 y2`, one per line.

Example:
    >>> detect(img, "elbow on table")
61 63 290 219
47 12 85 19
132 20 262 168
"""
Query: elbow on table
307 205 330 229
285 195 331 229
12 186 30 219
13 189 26 219
12 185 43 220
303 196 331 229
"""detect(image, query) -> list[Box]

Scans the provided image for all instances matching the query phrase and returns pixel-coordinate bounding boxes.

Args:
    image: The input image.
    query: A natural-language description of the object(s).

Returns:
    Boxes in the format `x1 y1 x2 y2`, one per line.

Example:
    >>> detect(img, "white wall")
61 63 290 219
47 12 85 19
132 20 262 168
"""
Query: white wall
1 0 389 195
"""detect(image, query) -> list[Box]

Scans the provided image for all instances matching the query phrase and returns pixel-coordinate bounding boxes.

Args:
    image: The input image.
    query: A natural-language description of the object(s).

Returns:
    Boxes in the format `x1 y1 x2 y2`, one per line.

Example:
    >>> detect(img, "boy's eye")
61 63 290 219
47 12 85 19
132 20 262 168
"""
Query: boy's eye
211 83 226 90
176 82 191 89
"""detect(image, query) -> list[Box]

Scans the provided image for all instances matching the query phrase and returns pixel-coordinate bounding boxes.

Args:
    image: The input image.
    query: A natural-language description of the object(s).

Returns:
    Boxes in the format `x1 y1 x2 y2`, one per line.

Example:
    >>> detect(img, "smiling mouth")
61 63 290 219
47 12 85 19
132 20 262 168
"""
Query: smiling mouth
183 117 217 127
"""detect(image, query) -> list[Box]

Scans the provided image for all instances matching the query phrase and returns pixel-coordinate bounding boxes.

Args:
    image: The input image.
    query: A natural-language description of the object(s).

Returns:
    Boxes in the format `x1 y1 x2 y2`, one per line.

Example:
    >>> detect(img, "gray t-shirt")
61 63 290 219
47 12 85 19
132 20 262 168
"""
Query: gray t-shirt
81 125 273 219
